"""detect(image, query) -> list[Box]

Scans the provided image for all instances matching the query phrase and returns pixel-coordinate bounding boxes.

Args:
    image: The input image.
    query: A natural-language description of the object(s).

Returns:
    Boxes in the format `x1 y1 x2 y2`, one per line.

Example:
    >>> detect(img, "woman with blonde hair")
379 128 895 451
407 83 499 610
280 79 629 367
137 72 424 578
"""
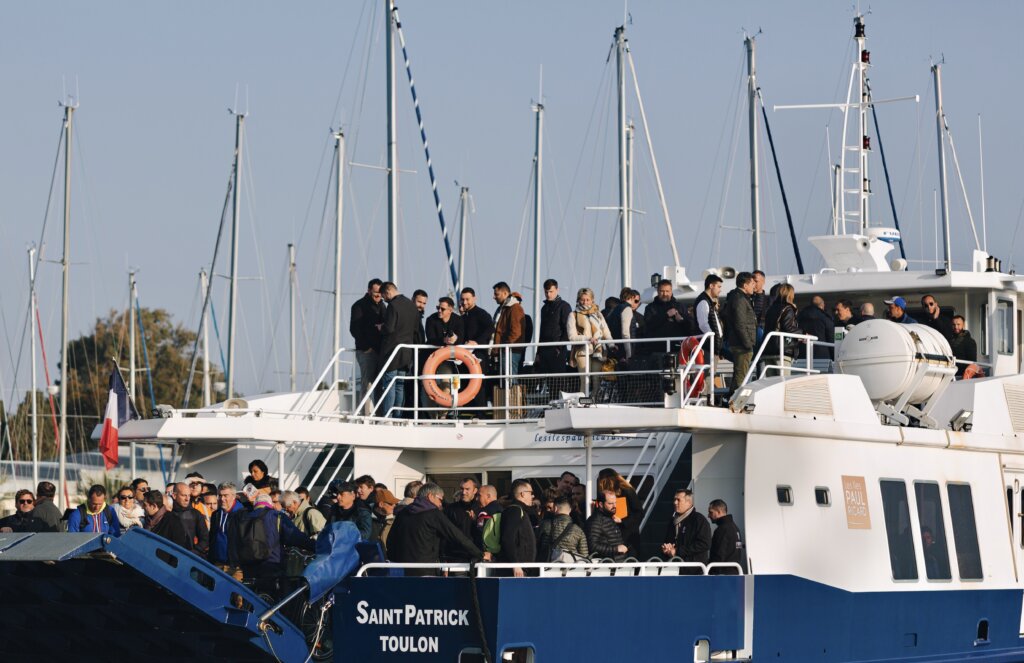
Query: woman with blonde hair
760 283 801 377
567 287 614 392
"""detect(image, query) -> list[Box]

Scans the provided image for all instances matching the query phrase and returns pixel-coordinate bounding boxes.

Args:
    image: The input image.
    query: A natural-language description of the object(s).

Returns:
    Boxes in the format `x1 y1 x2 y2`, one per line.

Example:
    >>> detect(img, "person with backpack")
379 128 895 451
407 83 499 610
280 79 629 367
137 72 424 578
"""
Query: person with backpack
228 493 314 580
475 485 503 555
537 495 588 563
282 489 325 538
66 484 121 537
387 483 482 576
499 479 537 577
143 490 191 549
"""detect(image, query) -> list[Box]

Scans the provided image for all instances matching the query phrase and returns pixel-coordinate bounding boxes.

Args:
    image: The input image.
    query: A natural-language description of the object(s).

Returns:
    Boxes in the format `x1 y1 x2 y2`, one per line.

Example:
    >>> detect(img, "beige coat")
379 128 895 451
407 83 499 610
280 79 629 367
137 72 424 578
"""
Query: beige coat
567 310 613 367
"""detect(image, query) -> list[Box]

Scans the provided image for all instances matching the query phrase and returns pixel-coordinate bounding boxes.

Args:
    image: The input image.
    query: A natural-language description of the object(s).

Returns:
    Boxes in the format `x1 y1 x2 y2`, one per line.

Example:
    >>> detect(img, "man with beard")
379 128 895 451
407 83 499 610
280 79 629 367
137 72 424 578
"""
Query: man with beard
388 483 481 575
444 478 480 562
708 499 744 570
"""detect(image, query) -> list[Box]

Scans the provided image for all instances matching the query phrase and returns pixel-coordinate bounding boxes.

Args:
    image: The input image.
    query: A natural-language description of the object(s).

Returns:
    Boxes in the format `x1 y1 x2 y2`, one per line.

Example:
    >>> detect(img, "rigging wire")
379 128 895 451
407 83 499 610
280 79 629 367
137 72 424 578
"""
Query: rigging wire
758 88 803 273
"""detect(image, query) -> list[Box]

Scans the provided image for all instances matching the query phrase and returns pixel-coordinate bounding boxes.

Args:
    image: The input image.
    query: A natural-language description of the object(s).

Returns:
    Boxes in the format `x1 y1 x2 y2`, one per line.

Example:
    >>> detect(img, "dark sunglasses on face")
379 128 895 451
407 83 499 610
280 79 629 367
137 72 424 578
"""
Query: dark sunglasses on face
18 499 34 505
118 494 133 500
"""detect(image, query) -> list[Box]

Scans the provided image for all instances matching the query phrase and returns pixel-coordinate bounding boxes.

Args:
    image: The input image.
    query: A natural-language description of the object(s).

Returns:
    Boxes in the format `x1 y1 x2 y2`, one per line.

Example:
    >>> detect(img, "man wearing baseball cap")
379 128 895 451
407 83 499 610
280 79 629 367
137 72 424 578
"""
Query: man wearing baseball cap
884 297 917 324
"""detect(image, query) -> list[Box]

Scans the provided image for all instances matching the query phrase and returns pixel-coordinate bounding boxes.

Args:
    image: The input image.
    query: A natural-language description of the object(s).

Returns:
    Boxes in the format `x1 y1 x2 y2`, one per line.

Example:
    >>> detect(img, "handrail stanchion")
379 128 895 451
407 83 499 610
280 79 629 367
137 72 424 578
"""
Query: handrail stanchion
413 347 420 421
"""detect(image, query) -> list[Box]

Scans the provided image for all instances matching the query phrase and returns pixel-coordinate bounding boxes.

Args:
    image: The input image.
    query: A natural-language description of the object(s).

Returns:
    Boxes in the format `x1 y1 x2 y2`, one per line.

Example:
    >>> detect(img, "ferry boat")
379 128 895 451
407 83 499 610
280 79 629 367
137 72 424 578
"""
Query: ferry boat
2 9 1022 663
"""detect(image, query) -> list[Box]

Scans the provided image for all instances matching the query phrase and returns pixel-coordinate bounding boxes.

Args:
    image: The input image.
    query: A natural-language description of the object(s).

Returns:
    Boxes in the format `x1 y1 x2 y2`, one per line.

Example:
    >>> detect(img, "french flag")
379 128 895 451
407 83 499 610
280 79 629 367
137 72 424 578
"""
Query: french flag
98 366 139 470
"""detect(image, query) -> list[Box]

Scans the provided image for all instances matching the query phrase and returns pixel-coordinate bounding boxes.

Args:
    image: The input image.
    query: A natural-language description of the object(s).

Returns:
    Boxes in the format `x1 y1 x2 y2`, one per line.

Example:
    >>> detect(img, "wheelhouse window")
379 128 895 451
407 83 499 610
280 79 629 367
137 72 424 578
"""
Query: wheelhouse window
913 482 951 580
947 483 984 580
880 480 918 580
997 300 1013 355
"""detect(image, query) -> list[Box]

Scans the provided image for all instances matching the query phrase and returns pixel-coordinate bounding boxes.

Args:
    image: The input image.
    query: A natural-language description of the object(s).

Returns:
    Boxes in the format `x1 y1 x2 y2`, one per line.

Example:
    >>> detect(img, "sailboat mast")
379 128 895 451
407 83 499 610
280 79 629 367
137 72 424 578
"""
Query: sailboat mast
334 131 345 387
855 15 870 233
27 246 38 490
458 186 469 295
746 35 761 270
932 63 952 271
288 244 297 392
615 26 630 287
386 0 398 283
532 101 544 345
226 112 245 399
128 271 137 478
58 103 74 510
200 268 211 407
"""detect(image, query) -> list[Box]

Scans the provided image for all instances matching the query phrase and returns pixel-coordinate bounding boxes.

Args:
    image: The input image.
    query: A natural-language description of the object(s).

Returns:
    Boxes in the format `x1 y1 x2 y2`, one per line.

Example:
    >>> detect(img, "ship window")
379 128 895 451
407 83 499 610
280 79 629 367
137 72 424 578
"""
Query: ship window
880 480 918 580
913 482 951 580
815 487 831 506
947 483 984 580
996 300 1013 355
776 485 793 505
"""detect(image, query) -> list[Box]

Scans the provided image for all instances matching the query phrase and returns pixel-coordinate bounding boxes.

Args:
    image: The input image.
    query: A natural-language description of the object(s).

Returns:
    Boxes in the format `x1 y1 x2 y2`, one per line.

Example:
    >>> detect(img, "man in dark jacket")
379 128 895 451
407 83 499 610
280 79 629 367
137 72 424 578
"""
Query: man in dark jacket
388 483 482 575
210 481 246 565
885 296 917 324
499 479 537 576
425 296 465 347
950 315 978 378
350 278 385 414
920 295 954 341
443 478 480 562
459 287 495 411
379 282 419 418
585 490 629 562
33 481 63 531
661 488 711 564
229 493 315 579
644 279 692 351
797 295 836 360
328 481 373 540
536 279 572 374
143 490 192 549
708 499 744 570
751 270 770 341
723 273 757 390
174 482 210 556
0 490 52 533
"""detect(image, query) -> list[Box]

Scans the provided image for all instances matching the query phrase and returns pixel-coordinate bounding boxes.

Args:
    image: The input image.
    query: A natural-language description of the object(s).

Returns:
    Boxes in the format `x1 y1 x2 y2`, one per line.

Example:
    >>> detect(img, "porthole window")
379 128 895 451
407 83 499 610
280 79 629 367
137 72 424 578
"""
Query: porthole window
815 487 831 506
777 486 793 505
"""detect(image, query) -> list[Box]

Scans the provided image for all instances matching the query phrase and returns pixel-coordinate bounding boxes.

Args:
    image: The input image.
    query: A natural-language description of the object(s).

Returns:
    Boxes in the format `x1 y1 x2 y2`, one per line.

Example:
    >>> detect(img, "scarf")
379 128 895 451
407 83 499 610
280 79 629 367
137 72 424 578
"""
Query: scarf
147 506 168 530
115 503 145 531
672 506 694 536
576 302 600 315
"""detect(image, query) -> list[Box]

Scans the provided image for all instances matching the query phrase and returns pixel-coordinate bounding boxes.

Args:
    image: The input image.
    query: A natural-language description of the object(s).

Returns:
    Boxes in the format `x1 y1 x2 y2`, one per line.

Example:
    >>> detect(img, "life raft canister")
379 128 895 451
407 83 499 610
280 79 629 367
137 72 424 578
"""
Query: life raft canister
678 336 706 396
422 346 484 408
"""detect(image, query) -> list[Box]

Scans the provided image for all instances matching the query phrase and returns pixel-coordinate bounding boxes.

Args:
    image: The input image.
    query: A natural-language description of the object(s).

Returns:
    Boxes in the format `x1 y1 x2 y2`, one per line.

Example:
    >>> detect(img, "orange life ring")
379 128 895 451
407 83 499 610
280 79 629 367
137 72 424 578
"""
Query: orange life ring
422 346 484 408
678 336 706 395
962 364 984 380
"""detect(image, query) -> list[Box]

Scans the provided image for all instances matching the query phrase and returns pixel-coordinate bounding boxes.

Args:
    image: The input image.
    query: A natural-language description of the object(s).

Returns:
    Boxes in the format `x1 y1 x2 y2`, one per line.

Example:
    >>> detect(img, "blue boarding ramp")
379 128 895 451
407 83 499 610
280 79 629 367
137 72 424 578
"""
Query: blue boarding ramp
0 529 311 661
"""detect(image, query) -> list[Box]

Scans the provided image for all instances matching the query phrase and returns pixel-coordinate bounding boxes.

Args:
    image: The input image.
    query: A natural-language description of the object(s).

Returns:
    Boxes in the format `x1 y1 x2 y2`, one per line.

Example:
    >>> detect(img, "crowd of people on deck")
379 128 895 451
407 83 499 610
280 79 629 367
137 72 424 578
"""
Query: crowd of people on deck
0 461 745 579
351 272 981 415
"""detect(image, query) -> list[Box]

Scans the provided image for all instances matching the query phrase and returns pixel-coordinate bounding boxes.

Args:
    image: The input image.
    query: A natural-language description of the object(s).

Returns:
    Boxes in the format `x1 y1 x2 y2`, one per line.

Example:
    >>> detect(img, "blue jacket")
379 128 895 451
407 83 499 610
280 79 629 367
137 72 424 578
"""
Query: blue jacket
66 504 121 537
210 501 245 564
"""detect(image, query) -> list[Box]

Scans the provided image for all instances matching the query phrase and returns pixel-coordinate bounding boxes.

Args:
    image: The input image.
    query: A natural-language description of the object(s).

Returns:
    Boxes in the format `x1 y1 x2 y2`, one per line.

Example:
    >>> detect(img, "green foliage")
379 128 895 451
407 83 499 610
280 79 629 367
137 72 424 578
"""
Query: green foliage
6 307 220 461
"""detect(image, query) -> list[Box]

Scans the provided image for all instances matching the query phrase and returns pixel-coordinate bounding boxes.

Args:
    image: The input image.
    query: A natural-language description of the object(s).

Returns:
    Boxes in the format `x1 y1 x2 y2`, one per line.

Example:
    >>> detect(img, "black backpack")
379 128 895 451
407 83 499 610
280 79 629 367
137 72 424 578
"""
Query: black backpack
234 512 271 563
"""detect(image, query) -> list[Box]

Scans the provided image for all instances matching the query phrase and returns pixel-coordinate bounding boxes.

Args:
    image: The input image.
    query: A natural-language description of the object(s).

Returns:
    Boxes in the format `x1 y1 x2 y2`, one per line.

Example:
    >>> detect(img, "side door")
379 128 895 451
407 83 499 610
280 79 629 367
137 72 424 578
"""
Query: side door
1003 466 1024 635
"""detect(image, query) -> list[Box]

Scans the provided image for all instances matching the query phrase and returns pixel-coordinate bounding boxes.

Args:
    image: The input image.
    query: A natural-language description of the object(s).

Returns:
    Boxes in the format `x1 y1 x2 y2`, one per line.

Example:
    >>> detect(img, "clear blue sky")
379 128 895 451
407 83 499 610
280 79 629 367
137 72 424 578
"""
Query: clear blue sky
0 1 1019 398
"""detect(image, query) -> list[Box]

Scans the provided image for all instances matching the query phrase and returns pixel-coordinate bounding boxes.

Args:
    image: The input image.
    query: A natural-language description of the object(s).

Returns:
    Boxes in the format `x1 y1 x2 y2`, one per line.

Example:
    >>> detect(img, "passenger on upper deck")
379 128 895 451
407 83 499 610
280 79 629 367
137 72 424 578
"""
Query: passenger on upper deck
834 299 855 332
695 274 725 353
536 279 572 375
460 287 494 411
388 483 482 574
885 296 916 324
751 270 769 342
568 288 614 393
724 273 757 390
920 294 954 341
645 279 691 350
491 282 527 376
425 297 464 347
797 296 835 360
853 302 875 325
350 278 385 415
661 488 710 565
950 315 979 378
707 499 744 570
761 284 801 376
379 282 419 418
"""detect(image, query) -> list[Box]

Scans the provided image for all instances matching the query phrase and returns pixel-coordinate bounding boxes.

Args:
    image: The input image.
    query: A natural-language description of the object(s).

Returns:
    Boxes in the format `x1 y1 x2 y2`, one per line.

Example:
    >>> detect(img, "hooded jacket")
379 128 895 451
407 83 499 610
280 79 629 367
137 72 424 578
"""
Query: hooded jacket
492 293 526 350
210 500 245 563
388 496 482 567
67 503 121 537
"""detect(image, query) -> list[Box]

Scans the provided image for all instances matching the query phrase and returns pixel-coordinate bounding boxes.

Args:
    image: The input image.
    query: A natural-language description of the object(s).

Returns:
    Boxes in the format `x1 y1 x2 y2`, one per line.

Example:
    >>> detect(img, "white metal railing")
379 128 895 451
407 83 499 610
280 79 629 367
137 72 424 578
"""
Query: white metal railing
741 331 835 386
354 561 744 577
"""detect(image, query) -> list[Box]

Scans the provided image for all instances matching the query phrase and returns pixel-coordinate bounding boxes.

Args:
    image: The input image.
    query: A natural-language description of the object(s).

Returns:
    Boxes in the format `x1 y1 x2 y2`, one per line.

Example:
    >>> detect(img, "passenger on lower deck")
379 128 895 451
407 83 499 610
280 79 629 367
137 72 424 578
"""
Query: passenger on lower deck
387 483 482 576
661 488 711 565
585 491 629 562
707 499 744 571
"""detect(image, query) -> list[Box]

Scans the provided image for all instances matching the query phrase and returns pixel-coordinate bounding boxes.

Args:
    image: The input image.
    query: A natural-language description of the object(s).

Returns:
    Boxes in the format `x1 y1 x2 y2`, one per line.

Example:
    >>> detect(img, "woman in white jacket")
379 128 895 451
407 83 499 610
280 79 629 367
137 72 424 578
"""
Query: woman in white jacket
567 287 614 393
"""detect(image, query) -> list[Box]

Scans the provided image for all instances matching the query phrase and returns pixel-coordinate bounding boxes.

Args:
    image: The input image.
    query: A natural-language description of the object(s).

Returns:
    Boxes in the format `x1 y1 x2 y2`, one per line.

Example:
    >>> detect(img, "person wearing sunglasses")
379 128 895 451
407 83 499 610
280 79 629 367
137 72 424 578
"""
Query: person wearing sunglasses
113 486 145 534
0 489 51 533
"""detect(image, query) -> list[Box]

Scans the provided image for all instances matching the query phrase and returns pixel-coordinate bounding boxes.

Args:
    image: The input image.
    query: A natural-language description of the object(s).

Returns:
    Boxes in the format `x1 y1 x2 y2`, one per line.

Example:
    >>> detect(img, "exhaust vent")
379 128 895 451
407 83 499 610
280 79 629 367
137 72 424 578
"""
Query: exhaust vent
784 377 834 416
